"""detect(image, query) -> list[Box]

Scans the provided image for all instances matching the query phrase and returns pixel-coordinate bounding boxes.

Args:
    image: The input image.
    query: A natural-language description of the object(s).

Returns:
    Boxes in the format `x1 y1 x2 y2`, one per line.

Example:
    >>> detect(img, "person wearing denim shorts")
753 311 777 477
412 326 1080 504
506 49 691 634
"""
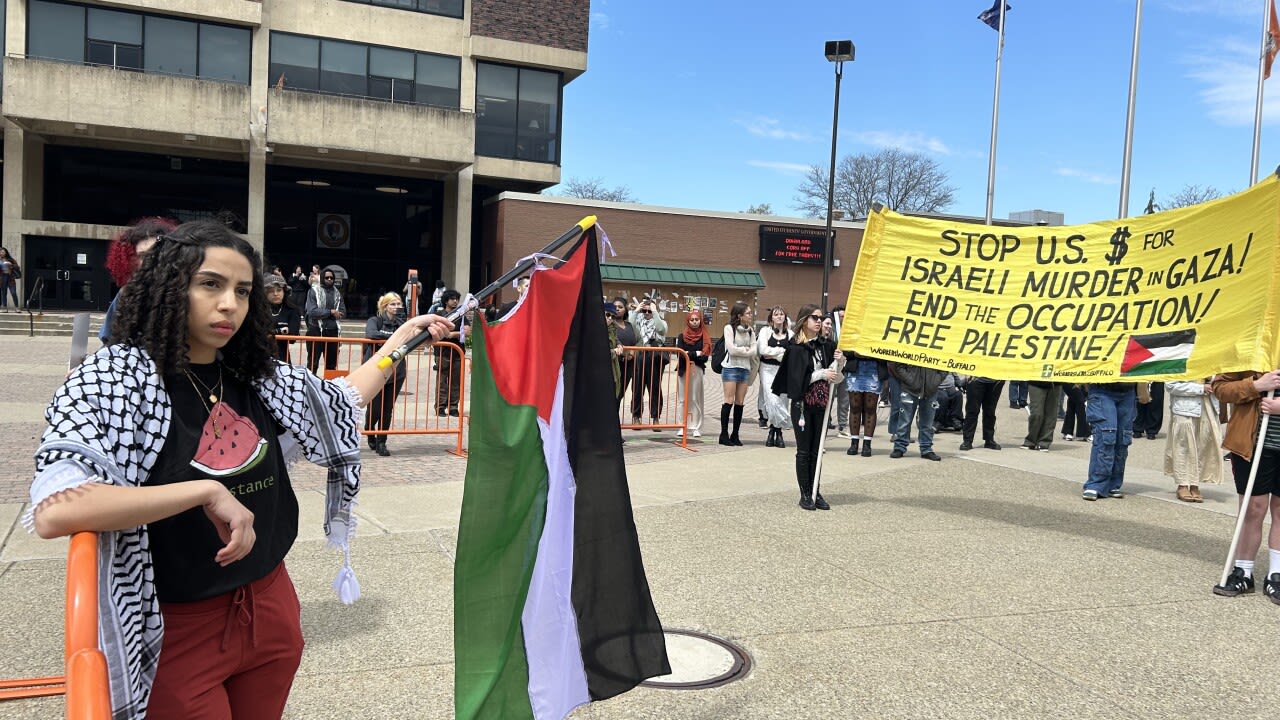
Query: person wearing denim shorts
718 301 755 446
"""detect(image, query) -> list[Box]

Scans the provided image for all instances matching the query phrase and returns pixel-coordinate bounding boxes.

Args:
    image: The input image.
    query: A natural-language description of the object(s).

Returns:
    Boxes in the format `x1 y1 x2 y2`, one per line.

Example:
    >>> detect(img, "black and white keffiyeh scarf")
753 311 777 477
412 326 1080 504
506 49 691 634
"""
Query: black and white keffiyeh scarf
24 344 365 720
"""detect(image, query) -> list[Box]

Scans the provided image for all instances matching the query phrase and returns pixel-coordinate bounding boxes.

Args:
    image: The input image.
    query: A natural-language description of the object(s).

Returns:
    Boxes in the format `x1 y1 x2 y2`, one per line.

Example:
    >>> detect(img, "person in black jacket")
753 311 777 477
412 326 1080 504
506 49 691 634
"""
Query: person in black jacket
772 304 842 511
264 273 301 363
364 293 407 455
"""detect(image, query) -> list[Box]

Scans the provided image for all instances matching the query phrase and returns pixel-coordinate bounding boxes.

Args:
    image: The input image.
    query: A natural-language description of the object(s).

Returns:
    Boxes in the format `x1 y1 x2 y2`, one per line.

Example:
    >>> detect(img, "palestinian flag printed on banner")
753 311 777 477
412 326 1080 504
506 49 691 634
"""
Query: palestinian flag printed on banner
454 225 670 720
1120 329 1196 377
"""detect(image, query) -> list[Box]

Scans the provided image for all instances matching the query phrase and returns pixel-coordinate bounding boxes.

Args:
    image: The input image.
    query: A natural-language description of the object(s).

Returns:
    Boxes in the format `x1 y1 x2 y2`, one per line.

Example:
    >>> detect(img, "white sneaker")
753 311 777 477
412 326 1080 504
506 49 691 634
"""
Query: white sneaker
675 429 684 438
692 430 701 437
837 430 852 439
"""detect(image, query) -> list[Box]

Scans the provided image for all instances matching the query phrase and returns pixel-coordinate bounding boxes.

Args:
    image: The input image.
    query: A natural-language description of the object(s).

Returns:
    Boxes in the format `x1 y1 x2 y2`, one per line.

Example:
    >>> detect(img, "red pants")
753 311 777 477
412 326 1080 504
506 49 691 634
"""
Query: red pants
147 564 304 720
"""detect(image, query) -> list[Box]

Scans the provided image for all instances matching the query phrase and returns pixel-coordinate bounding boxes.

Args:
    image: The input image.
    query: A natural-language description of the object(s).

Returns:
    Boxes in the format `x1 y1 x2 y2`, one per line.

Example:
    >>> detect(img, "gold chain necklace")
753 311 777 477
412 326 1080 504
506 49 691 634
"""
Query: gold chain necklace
184 364 225 438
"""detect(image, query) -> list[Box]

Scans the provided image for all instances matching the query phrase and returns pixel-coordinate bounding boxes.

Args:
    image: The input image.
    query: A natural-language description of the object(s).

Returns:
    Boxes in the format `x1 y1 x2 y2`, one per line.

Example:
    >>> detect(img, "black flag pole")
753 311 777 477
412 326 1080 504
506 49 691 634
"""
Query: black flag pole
377 215 598 372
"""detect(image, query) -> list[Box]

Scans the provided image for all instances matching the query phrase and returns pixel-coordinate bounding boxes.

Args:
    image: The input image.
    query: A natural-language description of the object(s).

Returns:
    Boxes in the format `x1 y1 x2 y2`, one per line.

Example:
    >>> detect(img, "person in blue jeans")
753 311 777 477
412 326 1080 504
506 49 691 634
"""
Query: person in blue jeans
1082 382 1150 500
1008 380 1029 409
887 362 944 461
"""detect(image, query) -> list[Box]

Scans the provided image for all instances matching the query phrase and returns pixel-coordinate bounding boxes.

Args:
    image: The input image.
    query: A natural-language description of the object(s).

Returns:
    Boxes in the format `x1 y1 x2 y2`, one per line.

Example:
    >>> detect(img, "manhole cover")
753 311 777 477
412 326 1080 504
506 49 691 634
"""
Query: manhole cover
640 629 751 690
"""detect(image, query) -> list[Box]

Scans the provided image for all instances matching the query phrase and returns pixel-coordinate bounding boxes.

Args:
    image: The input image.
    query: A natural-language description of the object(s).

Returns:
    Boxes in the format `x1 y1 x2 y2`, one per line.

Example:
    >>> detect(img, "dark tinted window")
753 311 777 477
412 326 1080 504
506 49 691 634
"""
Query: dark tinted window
515 69 559 162
86 8 140 44
198 24 250 82
29 0 86 62
320 39 367 96
144 17 197 77
340 0 464 19
414 53 459 109
269 33 319 91
475 63 517 157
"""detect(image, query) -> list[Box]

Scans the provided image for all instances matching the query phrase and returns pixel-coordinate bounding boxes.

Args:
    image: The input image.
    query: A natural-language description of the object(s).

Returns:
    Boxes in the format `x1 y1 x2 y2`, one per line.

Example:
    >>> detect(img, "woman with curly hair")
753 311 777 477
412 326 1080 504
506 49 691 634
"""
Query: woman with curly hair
99 216 179 342
26 221 452 720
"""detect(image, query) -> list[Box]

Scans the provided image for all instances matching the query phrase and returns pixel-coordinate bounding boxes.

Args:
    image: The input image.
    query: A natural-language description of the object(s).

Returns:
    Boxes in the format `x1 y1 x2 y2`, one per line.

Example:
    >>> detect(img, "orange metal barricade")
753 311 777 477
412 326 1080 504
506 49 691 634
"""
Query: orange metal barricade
616 346 694 449
274 334 467 456
0 532 109 719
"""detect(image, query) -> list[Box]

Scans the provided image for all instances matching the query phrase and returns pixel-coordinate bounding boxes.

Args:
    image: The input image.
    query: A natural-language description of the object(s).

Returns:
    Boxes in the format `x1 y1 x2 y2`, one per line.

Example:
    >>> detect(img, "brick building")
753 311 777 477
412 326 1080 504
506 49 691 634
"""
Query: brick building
484 193 866 328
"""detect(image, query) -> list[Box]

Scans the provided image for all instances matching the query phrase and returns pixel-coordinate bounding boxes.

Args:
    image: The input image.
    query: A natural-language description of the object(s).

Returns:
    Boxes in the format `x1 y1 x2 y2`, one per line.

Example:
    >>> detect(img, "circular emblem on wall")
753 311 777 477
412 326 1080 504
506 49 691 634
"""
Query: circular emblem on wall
317 214 351 249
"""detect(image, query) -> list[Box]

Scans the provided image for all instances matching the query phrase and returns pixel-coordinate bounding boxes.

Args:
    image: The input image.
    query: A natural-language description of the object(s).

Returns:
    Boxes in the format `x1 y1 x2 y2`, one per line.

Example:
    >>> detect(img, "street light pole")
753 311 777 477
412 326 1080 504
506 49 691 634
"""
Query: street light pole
822 40 854 314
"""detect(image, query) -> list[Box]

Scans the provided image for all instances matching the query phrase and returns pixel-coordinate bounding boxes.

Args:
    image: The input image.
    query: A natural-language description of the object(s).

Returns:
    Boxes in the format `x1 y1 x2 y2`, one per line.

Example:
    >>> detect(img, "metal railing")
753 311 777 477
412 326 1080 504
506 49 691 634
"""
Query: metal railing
616 346 694 449
0 532 110 718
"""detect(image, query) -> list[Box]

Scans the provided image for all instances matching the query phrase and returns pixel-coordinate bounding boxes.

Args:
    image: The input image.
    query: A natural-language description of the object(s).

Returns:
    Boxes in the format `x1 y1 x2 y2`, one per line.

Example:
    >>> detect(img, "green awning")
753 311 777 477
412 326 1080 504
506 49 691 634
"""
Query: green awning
600 262 765 289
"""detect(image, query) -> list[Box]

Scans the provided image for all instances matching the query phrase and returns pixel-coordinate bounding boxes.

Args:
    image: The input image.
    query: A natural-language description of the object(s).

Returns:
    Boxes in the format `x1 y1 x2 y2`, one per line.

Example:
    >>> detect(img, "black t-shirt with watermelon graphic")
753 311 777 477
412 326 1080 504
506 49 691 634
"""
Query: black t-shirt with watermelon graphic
145 362 299 603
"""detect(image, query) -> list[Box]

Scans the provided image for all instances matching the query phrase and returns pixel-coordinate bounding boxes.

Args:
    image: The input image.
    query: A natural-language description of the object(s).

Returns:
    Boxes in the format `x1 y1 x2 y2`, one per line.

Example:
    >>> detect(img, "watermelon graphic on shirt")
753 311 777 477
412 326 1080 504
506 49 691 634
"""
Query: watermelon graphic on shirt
191 402 269 477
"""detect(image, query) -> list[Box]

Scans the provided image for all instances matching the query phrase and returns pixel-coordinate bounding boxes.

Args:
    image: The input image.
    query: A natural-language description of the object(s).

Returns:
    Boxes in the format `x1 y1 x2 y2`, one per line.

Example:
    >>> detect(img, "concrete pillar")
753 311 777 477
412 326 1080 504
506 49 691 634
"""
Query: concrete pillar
245 9 271 254
3 120 45 268
442 165 473 292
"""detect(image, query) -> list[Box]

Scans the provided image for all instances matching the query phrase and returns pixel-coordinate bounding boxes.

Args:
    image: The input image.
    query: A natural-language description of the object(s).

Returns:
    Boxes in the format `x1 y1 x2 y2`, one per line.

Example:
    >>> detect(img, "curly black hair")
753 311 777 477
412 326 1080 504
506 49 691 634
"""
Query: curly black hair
109 220 277 380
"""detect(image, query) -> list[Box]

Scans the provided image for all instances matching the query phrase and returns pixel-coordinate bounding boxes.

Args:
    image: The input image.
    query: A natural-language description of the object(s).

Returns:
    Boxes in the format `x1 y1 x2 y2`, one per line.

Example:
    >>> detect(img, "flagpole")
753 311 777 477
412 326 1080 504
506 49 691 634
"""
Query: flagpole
1251 0 1271 185
1118 0 1144 218
377 216 597 370
983 1 1006 225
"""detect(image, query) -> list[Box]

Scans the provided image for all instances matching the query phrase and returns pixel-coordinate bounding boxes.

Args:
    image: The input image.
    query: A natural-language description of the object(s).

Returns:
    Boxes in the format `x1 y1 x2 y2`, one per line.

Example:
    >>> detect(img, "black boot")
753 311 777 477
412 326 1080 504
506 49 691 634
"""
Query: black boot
861 438 872 457
718 403 732 445
729 404 744 446
776 429 786 449
758 413 768 428
375 439 391 457
796 454 814 509
847 437 859 455
765 427 776 447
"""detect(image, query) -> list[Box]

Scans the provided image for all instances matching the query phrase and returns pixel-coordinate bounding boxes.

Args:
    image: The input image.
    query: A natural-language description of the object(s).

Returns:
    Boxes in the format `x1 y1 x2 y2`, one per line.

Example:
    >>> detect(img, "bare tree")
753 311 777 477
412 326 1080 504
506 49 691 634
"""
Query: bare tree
793 148 955 218
1161 184 1223 210
741 203 774 215
554 177 638 203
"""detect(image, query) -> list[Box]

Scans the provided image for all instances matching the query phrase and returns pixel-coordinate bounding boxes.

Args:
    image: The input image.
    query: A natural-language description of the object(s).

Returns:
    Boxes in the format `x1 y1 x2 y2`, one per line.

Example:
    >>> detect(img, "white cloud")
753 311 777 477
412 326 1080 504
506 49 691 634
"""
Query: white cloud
1163 0 1254 19
590 11 609 31
748 160 812 175
738 117 814 142
1055 167 1118 185
1184 37 1278 127
849 130 952 156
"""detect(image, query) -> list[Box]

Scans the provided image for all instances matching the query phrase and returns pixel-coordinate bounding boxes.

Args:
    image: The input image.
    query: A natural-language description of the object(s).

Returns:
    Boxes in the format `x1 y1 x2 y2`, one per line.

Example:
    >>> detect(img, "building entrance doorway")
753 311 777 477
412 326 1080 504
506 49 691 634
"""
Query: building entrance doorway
25 237 111 311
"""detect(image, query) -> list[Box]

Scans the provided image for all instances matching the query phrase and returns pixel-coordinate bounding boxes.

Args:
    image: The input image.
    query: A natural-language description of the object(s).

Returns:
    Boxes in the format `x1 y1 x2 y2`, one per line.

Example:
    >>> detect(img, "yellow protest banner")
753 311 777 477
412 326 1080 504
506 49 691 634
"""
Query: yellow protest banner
838 176 1280 382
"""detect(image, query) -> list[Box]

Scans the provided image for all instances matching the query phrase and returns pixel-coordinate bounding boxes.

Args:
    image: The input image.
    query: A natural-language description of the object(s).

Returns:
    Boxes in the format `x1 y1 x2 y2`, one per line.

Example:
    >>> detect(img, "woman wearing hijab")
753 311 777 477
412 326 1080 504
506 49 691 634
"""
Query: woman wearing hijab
674 309 712 438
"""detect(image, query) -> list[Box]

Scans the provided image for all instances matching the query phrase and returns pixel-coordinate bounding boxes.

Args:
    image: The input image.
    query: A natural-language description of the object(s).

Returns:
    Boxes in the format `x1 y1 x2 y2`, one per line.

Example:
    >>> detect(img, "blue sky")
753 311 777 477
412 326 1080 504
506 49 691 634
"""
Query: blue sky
559 0 1280 224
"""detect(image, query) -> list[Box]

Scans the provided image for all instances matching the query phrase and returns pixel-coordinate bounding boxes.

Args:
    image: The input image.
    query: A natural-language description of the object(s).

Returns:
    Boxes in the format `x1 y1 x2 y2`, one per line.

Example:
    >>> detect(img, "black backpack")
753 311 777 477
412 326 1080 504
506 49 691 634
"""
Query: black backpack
710 336 727 374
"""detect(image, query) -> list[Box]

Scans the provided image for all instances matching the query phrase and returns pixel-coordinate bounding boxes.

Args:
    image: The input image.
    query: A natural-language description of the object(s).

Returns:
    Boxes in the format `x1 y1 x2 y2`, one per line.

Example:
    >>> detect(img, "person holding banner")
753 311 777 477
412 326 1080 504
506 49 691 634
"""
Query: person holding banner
958 377 1005 452
1210 370 1280 599
772 304 842 510
844 350 887 457
886 362 945 461
1082 382 1150 501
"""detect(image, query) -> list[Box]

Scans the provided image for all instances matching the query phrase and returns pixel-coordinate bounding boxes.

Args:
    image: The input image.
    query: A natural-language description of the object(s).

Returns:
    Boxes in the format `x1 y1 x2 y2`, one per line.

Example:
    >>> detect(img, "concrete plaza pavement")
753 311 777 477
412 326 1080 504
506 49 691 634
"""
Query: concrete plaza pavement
2 333 1279 718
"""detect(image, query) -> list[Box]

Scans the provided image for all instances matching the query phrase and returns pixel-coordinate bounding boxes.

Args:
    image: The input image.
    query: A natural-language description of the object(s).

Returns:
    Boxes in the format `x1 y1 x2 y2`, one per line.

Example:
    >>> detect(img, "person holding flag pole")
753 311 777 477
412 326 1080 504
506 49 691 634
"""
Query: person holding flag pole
772 304 842 511
1211 370 1280 600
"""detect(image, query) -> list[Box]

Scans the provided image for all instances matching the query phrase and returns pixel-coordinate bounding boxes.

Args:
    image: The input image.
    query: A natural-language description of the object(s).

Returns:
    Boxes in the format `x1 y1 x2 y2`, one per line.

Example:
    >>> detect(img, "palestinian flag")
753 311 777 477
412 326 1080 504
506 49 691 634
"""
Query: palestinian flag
454 225 670 720
1119 329 1196 377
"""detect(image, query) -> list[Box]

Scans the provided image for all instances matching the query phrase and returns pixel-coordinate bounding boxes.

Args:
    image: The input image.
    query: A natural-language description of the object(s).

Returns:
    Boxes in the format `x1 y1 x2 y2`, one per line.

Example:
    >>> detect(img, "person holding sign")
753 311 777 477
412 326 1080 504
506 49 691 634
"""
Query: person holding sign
771 304 842 510
958 377 1005 452
1082 382 1150 501
1210 370 1280 599
886 362 945 461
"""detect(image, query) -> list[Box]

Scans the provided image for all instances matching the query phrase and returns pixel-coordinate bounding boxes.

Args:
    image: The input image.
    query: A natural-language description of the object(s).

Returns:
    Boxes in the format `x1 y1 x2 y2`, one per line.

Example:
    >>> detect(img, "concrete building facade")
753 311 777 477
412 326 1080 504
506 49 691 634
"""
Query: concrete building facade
2 0 587 313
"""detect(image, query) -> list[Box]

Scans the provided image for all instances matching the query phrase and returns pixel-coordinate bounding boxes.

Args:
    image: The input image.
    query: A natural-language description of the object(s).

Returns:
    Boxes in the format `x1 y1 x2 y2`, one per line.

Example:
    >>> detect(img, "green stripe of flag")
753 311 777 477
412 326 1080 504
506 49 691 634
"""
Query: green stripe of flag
1120 358 1188 377
454 323 547 720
